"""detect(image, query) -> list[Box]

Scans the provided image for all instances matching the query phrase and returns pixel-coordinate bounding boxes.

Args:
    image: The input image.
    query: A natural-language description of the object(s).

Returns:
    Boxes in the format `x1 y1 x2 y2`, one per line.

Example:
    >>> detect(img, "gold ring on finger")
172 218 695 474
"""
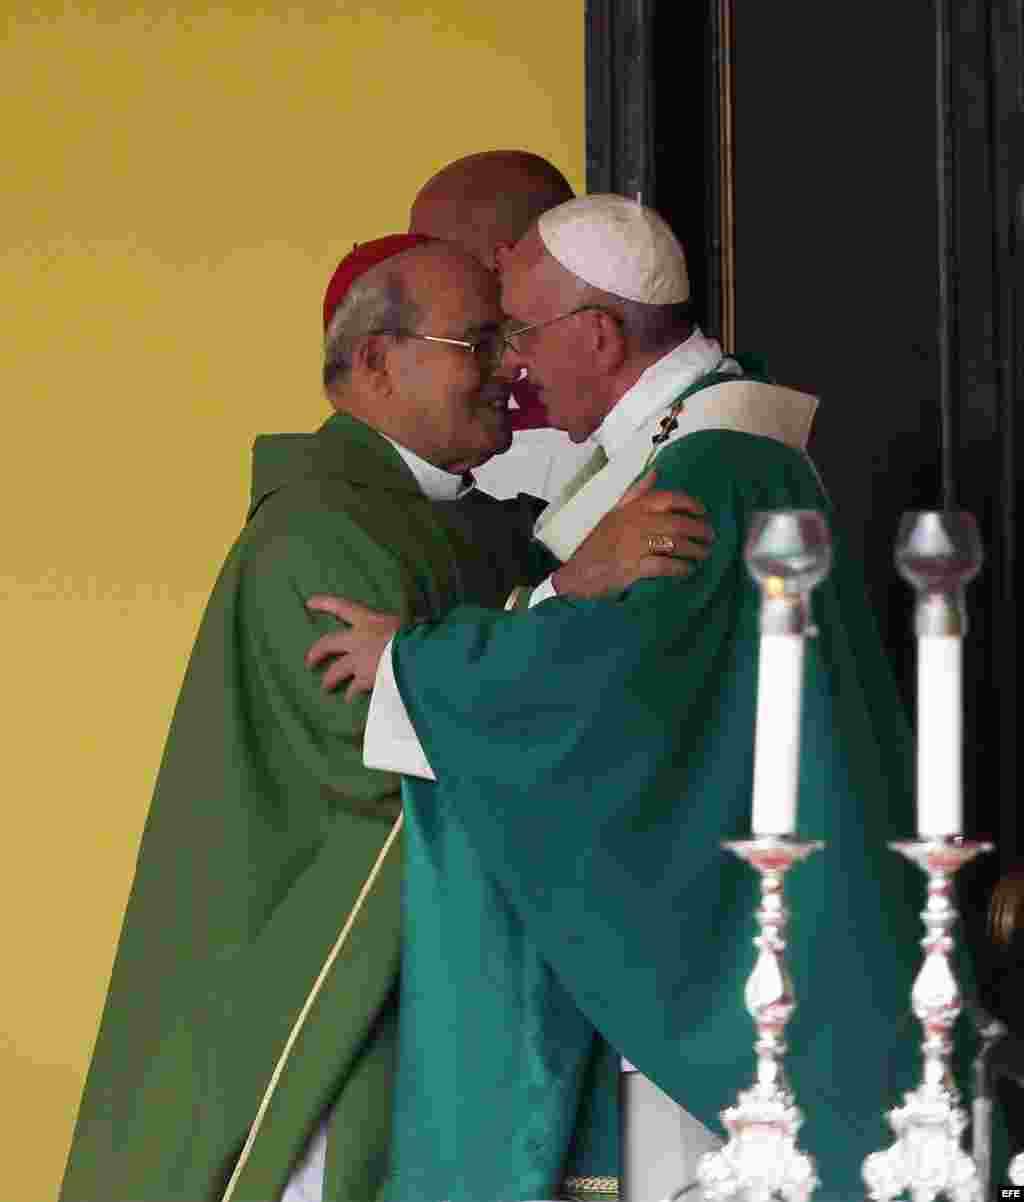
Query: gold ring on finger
648 534 676 555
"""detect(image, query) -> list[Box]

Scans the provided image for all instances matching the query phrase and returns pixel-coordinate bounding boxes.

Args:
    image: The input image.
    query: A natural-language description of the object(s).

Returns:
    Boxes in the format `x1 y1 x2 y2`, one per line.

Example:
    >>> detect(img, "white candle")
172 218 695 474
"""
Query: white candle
916 635 963 837
751 633 806 836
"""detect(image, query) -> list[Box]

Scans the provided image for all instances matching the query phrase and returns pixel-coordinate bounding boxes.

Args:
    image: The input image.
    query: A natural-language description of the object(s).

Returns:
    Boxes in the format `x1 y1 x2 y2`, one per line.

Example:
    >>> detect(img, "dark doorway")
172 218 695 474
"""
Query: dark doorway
586 0 1022 1015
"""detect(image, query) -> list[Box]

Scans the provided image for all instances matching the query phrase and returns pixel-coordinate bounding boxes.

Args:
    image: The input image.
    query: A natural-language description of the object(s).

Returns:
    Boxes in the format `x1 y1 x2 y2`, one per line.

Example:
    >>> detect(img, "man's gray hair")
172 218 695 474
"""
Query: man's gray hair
616 298 693 353
323 269 421 393
576 281 693 355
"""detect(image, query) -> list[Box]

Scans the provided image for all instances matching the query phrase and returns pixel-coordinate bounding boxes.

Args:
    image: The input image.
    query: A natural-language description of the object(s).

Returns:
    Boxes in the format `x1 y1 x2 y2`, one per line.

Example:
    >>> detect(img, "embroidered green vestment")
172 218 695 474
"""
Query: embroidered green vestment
60 412 537 1202
387 428 966 1202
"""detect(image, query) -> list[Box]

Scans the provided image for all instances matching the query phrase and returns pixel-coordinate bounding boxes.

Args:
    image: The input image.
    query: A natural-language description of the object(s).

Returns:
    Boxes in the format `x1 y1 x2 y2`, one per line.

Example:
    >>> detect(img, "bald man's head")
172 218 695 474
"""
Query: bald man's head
409 150 574 269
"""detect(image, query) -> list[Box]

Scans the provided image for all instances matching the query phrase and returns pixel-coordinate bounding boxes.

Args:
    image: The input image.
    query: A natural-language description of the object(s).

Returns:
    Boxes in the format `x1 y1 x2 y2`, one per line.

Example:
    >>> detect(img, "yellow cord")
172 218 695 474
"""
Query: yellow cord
221 811 404 1202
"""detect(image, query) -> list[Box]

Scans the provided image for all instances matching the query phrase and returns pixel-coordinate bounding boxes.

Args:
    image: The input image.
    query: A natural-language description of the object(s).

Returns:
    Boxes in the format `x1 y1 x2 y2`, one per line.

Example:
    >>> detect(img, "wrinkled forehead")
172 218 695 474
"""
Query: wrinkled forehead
497 263 534 323
500 228 577 322
406 245 502 326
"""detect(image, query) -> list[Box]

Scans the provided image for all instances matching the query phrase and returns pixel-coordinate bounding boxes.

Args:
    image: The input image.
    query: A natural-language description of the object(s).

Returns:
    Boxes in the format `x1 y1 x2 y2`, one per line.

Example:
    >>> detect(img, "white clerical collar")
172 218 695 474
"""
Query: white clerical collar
595 328 738 460
381 435 473 501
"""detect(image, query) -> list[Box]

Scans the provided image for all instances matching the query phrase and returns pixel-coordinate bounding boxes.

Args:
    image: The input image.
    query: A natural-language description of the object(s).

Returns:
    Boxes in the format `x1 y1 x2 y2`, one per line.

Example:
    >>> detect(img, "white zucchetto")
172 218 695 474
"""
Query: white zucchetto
537 194 690 305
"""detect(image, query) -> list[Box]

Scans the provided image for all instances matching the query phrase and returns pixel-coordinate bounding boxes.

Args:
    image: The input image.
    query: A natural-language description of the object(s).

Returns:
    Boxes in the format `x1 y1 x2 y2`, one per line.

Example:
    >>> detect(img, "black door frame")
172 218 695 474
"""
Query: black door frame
584 0 1021 862
585 0 734 345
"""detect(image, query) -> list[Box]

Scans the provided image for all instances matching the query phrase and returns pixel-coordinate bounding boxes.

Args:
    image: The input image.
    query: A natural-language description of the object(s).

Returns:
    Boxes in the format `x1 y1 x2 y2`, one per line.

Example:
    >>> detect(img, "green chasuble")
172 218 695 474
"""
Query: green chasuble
387 427 979 1202
60 411 538 1202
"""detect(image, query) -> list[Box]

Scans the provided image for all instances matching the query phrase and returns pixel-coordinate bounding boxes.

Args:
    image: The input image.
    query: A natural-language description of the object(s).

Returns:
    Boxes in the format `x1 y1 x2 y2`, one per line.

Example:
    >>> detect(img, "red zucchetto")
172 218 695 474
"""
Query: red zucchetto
322 233 435 332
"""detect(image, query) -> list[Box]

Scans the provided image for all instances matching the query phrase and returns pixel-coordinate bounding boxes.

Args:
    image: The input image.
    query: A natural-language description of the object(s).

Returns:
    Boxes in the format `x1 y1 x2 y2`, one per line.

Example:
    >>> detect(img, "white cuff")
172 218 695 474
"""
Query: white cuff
363 636 436 781
528 575 558 607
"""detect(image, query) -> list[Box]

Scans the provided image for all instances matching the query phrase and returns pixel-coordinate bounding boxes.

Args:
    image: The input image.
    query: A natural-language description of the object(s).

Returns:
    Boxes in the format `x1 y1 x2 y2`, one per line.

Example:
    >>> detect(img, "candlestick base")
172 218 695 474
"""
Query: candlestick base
862 837 993 1202
695 837 823 1202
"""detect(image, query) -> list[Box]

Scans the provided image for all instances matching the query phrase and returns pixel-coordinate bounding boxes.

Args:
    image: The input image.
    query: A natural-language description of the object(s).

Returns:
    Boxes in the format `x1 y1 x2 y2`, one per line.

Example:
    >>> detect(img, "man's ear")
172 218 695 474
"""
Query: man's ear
591 309 627 371
348 334 396 404
353 333 391 377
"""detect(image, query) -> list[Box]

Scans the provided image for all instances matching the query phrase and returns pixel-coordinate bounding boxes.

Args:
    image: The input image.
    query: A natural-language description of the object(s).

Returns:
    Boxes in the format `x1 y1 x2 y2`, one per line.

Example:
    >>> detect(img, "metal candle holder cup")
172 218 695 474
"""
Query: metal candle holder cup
862 511 991 1202
894 511 982 639
695 511 830 1202
745 509 832 633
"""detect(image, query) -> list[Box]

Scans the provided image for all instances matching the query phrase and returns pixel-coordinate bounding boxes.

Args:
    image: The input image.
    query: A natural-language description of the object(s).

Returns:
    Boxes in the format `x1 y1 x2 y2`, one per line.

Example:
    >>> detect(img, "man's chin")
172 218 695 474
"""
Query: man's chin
551 412 595 443
546 415 583 443
450 433 514 474
531 399 577 440
471 434 514 471
485 414 515 457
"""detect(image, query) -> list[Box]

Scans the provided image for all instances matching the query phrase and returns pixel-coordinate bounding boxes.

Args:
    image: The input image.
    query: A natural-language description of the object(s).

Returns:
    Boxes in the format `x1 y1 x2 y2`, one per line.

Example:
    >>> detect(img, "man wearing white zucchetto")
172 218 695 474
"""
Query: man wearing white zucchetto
306 194 940 1201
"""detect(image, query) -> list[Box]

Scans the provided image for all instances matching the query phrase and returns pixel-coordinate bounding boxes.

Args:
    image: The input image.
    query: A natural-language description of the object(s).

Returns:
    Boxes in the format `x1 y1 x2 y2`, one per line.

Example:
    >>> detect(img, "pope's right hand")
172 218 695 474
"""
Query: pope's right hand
550 470 713 599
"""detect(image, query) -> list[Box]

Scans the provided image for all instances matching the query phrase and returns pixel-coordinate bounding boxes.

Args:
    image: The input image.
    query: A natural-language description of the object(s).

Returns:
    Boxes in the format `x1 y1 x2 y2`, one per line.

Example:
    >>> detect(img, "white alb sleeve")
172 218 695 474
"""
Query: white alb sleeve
528 576 558 607
362 636 437 780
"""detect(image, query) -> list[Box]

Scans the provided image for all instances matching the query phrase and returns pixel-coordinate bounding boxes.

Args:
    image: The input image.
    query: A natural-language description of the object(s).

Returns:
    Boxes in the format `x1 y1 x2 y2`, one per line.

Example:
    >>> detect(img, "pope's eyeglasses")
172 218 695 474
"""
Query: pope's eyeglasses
501 305 623 353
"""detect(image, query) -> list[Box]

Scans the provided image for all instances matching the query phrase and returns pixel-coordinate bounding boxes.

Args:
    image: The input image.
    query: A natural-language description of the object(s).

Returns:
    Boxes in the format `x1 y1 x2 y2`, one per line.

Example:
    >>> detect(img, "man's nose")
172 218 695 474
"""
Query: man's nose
497 339 526 377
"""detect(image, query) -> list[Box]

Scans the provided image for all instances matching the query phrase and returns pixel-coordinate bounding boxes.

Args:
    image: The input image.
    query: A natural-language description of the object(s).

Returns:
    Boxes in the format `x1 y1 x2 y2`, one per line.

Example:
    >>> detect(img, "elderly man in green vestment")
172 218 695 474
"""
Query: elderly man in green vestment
58 224 717 1202
305 196 973 1201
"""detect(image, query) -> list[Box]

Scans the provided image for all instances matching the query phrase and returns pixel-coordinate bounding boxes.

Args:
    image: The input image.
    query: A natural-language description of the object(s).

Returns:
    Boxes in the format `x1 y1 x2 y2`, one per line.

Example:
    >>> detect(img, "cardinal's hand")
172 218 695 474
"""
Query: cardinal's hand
305 597 402 701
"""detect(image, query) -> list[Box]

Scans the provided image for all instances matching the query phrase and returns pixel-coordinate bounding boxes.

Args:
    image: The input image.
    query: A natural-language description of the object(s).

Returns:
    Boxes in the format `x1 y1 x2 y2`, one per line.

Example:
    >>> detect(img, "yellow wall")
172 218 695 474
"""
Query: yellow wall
0 3 583 1196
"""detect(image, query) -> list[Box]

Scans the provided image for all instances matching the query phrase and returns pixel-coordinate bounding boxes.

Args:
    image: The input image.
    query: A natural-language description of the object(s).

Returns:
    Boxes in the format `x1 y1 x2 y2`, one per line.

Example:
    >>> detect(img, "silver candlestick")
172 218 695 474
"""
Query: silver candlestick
862 839 992 1202
696 511 830 1202
696 837 823 1202
863 511 990 1202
